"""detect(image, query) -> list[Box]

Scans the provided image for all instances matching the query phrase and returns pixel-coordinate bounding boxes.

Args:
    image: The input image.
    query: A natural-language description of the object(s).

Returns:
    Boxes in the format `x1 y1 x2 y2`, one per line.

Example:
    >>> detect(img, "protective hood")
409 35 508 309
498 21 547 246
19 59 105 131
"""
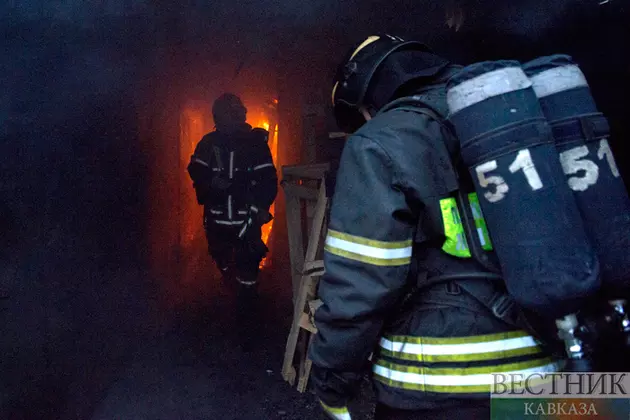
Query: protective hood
365 50 451 111
216 122 252 137
213 93 248 134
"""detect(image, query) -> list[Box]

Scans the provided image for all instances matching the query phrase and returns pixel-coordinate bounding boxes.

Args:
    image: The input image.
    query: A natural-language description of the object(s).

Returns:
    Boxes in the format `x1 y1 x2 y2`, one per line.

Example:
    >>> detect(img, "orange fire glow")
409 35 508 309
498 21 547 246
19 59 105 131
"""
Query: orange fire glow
252 118 278 269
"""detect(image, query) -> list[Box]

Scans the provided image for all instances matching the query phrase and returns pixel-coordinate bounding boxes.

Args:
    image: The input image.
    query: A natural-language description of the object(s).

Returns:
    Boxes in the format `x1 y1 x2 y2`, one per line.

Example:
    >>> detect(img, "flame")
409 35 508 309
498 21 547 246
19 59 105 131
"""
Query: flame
180 107 207 247
252 117 278 269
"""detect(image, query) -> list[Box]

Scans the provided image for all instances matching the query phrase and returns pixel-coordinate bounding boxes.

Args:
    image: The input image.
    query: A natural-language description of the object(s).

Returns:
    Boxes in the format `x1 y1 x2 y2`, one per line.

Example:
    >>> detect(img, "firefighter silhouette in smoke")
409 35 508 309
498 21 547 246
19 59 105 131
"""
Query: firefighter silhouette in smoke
187 93 277 287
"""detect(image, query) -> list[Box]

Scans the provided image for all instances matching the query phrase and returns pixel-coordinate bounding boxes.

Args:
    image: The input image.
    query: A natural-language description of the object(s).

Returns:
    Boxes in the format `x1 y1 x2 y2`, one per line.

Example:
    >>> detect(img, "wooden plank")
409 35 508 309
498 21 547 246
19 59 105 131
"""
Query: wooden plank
303 180 328 264
281 178 331 391
298 312 318 334
282 274 316 382
282 181 328 387
308 299 323 315
297 334 316 393
282 163 331 180
282 316 305 382
282 183 319 201
292 183 329 393
303 260 324 276
285 193 305 305
305 201 316 243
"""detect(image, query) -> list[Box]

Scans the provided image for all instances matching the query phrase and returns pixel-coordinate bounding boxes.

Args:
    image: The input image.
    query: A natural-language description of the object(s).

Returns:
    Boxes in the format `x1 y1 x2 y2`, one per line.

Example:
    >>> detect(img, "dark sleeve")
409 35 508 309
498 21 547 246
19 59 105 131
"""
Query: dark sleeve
187 137 214 204
308 134 416 378
249 139 278 210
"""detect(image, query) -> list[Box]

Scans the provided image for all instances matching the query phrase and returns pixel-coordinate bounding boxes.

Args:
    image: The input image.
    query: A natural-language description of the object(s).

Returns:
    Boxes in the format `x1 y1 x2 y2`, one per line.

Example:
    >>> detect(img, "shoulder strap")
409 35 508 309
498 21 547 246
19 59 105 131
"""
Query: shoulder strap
387 97 543 334
212 145 224 171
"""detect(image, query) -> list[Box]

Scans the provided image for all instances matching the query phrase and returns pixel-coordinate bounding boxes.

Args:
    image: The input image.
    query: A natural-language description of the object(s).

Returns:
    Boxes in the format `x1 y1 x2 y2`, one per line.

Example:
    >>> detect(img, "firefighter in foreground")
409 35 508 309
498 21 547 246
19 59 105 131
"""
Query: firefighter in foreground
307 34 625 419
187 93 277 287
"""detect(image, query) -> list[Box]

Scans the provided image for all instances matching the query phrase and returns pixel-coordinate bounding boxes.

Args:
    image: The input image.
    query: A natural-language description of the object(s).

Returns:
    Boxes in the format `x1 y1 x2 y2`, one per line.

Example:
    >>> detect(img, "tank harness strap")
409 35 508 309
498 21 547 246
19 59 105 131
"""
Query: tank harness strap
213 145 224 171
551 113 609 144
385 98 537 333
454 279 520 328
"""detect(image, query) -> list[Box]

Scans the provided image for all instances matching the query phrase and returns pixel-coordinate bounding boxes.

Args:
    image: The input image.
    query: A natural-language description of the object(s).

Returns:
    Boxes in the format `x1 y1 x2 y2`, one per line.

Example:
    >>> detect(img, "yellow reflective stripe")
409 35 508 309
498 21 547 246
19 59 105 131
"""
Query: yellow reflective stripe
350 36 381 60
440 198 470 257
332 36 381 106
468 193 493 251
331 82 339 106
376 356 555 376
373 358 559 394
383 330 531 345
379 343 543 363
325 237 411 258
324 230 412 267
319 401 351 420
327 229 412 249
325 246 411 267
440 194 494 257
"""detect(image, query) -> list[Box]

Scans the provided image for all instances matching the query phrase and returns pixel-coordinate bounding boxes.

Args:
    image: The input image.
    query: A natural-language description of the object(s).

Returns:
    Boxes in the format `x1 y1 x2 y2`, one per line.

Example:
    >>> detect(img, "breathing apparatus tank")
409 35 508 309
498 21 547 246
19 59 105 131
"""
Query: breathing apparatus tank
523 55 630 365
445 61 601 369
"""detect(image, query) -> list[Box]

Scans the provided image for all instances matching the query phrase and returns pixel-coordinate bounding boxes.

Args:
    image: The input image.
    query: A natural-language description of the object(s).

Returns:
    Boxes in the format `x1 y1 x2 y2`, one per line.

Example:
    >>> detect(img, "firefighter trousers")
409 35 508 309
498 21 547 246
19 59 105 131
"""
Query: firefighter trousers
374 400 490 419
205 222 266 282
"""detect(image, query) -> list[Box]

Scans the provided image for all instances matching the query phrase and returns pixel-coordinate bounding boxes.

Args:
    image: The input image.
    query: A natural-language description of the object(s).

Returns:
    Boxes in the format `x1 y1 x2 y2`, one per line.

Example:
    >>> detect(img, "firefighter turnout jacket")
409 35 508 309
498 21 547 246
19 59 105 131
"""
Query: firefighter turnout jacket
309 83 560 412
188 124 277 229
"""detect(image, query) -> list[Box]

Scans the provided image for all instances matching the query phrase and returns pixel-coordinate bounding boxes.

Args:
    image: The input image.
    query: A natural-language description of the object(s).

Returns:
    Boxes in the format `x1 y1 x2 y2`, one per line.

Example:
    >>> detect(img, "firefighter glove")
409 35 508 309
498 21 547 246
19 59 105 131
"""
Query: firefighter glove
249 206 273 225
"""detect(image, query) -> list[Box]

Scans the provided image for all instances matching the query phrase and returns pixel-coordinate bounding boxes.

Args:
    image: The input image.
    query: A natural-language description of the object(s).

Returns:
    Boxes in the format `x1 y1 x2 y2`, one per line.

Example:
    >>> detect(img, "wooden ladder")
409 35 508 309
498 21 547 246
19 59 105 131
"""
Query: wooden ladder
280 163 330 393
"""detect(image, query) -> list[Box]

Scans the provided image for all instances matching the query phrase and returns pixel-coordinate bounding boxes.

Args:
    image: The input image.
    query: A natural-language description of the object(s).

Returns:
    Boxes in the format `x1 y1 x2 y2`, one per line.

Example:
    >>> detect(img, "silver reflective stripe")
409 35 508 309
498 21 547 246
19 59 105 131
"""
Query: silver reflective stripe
325 236 412 260
209 209 223 215
229 151 234 179
447 67 532 114
253 162 274 171
319 401 351 420
373 362 559 388
477 228 486 247
214 220 244 225
238 218 251 238
238 210 248 215
212 168 221 172
192 157 209 167
379 335 539 357
529 65 588 98
228 195 233 219
250 206 259 213
236 277 257 286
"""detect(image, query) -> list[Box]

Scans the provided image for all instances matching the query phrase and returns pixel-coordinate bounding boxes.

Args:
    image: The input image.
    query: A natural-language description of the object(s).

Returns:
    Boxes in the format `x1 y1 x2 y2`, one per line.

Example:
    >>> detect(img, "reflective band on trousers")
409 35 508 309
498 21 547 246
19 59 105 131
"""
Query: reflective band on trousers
192 157 209 167
253 162 274 171
373 357 559 394
320 401 351 420
440 193 493 258
324 229 412 267
214 220 244 225
379 330 543 363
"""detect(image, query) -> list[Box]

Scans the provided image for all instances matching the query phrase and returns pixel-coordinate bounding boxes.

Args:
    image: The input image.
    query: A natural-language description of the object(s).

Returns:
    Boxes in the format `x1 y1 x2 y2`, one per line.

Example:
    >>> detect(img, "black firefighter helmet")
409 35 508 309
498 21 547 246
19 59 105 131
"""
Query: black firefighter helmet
213 93 247 132
331 34 448 133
